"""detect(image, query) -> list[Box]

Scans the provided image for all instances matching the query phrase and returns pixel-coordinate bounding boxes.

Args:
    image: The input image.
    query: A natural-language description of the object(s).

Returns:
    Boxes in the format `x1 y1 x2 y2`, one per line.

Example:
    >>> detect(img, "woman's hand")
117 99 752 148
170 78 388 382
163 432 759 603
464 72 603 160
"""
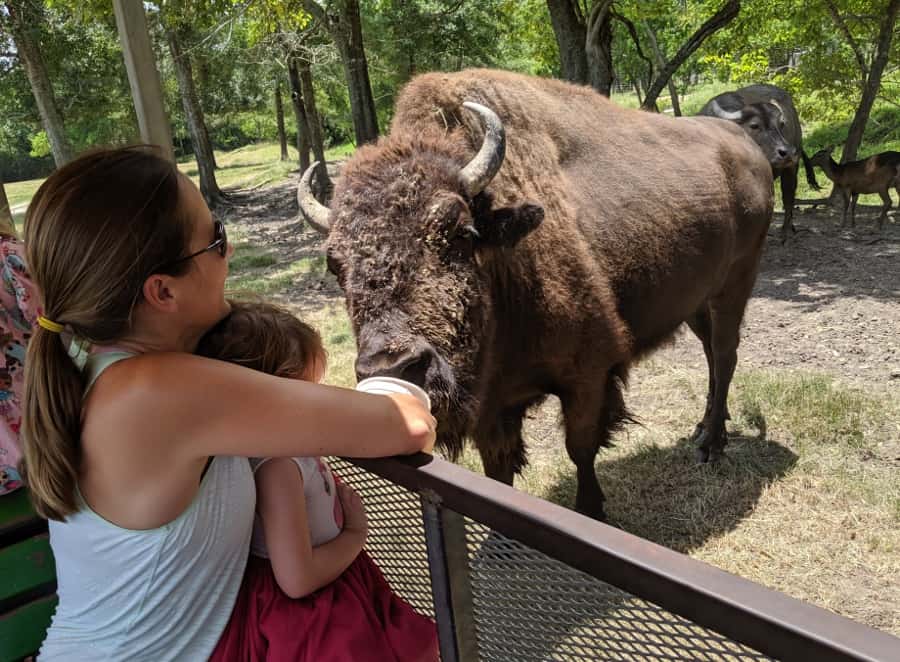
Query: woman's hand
385 393 437 454
339 483 368 538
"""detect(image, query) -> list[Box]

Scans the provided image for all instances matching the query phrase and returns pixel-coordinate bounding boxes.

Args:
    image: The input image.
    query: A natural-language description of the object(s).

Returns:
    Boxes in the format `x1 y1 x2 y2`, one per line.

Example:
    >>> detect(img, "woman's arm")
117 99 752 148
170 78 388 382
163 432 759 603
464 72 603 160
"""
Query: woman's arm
84 352 436 463
256 458 366 598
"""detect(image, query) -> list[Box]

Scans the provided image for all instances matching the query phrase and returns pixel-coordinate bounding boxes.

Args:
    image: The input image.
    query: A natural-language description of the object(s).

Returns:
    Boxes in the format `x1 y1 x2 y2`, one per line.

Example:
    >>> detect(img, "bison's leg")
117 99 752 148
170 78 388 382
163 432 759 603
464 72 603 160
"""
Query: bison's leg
694 310 738 463
686 307 733 443
779 166 799 243
560 374 626 521
686 307 715 442
477 407 528 487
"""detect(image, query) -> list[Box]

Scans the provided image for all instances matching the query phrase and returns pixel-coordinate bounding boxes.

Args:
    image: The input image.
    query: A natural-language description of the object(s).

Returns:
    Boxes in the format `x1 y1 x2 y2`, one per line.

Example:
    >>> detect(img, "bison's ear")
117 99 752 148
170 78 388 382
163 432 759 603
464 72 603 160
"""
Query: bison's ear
475 203 544 247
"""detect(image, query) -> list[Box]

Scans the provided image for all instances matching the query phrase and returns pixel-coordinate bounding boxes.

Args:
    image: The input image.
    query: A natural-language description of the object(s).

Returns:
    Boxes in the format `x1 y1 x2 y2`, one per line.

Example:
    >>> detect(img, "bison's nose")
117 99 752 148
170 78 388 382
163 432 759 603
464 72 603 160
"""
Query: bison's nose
777 146 797 160
355 343 437 387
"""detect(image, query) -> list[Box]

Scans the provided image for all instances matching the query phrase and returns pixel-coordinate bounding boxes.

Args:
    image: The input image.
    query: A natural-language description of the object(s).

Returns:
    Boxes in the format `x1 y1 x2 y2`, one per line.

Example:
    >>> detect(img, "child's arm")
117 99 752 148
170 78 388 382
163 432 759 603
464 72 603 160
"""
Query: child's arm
256 458 368 599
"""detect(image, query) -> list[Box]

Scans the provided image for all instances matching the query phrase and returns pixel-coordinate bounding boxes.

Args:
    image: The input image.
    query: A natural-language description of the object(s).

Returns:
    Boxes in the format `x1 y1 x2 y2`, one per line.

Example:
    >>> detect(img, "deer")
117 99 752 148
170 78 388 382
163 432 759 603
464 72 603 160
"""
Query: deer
809 146 900 230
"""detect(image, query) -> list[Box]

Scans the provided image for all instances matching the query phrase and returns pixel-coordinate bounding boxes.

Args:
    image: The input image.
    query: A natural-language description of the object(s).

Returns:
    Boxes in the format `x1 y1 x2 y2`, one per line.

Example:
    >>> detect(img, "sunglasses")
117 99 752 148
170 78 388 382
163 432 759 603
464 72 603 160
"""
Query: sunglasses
168 221 228 266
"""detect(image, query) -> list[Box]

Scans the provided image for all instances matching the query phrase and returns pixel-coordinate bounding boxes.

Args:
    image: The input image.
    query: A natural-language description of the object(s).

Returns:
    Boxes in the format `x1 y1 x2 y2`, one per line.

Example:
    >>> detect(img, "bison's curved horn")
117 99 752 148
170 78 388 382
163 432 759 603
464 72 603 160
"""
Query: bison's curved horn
709 99 743 121
296 162 331 235
459 101 506 197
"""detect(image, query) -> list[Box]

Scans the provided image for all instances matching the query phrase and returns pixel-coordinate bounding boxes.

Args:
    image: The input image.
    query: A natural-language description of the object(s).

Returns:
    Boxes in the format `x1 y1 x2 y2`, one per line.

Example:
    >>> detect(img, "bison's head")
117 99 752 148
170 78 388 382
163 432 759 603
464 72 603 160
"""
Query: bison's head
708 95 798 171
297 103 543 447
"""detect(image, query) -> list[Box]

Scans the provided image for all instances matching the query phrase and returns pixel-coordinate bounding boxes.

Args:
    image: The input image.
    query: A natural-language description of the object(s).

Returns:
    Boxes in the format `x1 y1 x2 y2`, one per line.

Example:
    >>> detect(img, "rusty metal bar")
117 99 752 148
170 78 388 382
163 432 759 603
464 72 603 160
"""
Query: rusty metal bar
349 453 900 662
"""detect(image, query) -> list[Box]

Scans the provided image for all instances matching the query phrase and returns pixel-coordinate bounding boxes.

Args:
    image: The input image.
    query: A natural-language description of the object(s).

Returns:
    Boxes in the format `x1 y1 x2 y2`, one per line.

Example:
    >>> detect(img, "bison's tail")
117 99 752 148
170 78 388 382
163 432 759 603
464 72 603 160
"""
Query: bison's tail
801 148 822 191
600 364 637 447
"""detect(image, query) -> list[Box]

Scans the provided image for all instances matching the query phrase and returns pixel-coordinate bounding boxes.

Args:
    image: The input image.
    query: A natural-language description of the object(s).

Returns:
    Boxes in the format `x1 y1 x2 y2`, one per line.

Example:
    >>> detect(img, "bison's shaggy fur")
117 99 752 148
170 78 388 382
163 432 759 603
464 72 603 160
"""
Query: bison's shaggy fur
306 69 774 519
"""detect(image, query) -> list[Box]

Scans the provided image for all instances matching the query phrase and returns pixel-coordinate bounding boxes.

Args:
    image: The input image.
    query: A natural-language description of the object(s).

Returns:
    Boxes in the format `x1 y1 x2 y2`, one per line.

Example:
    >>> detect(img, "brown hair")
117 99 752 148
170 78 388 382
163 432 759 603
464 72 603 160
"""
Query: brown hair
196 301 325 381
22 146 193 520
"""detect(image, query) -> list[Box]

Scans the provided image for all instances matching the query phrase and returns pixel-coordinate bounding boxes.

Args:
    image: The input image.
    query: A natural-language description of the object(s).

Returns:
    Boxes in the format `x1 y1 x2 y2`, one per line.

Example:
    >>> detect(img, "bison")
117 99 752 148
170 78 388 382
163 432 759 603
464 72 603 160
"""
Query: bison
698 84 819 242
298 69 773 520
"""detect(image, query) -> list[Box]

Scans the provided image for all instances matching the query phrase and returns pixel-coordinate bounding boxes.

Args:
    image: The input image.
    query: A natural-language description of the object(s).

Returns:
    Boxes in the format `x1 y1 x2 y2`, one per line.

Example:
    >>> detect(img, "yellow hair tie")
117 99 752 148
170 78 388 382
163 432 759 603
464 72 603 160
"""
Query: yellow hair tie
37 316 64 334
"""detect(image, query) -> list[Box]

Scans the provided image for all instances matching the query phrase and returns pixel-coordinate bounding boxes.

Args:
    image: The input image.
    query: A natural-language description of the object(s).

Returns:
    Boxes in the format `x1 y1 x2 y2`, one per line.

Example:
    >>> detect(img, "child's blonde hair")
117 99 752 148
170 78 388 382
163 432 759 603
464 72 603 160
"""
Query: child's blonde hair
197 301 326 380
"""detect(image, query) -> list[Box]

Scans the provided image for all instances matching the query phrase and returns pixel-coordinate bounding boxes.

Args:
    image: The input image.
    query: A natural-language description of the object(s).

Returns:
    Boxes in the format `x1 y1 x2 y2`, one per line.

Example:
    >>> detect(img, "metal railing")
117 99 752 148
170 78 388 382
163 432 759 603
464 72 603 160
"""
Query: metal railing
331 454 900 662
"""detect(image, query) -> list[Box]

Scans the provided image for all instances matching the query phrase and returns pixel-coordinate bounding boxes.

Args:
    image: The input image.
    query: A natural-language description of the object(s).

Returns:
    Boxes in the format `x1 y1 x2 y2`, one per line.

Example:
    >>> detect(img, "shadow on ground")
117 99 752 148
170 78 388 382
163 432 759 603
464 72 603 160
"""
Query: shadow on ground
546 429 798 555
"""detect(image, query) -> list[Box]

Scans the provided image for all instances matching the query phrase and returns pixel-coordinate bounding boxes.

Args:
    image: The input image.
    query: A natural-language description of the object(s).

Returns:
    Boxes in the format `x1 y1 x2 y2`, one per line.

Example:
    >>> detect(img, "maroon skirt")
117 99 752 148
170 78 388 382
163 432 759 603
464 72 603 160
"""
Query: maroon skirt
210 551 439 662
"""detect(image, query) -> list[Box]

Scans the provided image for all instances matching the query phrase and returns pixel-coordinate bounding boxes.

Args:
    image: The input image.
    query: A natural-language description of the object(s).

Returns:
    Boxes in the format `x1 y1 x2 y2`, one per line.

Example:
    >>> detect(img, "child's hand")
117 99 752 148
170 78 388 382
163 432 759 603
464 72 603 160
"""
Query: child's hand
338 483 368 537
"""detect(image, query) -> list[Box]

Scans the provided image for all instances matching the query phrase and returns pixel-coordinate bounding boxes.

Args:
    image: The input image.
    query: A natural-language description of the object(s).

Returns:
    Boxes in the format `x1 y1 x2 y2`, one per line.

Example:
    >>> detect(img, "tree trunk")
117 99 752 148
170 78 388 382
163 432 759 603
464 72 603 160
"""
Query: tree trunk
275 79 288 161
298 58 332 201
641 0 741 111
165 26 222 206
586 0 616 96
840 0 898 163
0 178 14 237
632 79 643 105
545 0 589 84
302 0 379 145
645 23 682 116
4 1 74 167
288 57 312 172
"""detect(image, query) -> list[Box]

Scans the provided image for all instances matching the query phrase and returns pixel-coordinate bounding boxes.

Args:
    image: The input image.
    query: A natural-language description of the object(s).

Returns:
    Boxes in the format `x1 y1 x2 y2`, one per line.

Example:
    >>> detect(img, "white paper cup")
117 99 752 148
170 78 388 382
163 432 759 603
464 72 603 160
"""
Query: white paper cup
355 376 432 411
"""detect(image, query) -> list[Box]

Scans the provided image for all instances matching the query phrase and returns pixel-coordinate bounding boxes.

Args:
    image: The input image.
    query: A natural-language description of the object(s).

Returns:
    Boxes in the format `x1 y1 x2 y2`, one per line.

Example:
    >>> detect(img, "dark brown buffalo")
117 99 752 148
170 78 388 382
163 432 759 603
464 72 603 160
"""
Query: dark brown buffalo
298 69 773 520
698 84 820 242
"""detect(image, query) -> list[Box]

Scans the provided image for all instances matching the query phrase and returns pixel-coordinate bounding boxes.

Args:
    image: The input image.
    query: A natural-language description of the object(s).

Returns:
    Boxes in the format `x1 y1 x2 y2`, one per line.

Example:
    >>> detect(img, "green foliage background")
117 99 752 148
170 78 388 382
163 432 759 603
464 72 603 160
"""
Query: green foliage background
1 0 897 182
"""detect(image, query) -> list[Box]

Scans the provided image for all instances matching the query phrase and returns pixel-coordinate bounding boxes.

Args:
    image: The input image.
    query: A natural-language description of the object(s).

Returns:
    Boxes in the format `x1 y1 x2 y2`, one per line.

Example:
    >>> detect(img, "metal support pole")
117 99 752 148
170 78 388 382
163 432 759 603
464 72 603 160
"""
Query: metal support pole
421 490 460 662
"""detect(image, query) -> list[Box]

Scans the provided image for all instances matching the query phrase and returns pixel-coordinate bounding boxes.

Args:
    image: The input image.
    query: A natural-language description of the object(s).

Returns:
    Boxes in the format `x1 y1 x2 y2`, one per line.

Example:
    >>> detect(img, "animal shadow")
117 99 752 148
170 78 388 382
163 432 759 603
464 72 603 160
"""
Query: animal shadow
547 430 798 554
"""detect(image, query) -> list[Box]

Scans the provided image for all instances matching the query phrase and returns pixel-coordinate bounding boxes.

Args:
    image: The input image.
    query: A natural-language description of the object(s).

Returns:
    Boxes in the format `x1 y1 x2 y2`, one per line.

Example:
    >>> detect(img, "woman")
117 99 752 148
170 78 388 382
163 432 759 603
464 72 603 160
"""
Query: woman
21 146 435 661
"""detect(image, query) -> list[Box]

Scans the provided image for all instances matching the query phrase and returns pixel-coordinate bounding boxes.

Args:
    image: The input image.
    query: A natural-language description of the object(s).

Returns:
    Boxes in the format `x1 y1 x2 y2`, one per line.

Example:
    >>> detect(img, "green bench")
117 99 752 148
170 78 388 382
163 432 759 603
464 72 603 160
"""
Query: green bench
0 489 56 662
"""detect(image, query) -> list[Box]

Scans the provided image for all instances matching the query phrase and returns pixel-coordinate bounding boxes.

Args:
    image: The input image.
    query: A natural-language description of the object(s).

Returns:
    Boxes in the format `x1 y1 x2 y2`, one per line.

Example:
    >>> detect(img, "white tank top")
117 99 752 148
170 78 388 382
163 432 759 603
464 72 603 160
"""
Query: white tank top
39 351 256 661
249 456 343 556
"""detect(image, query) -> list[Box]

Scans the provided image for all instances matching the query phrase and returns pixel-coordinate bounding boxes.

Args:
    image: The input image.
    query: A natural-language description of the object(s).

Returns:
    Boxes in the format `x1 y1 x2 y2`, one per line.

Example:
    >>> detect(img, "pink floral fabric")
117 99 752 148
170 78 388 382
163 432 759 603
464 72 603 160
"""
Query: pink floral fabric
0 236 40 496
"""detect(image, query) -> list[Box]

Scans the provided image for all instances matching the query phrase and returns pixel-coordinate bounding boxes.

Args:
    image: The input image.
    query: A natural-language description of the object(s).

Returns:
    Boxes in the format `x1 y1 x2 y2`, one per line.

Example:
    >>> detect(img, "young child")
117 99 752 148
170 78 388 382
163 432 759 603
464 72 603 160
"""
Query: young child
197 301 439 662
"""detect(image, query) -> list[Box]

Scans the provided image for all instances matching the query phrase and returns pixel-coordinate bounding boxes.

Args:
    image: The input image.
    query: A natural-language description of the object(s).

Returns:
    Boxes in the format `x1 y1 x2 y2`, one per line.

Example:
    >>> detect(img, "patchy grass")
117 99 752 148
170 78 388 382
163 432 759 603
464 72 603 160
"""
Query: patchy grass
227 253 326 297
5 177 43 210
179 141 356 191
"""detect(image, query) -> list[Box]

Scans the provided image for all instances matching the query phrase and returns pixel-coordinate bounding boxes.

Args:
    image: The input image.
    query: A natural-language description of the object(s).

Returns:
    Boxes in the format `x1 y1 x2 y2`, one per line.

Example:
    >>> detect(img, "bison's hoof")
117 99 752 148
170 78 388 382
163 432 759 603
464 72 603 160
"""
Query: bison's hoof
695 442 726 464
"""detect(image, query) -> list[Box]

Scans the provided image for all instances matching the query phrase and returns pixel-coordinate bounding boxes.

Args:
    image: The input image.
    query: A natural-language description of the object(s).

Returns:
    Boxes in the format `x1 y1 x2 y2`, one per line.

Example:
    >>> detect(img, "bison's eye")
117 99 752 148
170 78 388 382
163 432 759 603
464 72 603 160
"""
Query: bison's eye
748 122 761 130
448 224 479 258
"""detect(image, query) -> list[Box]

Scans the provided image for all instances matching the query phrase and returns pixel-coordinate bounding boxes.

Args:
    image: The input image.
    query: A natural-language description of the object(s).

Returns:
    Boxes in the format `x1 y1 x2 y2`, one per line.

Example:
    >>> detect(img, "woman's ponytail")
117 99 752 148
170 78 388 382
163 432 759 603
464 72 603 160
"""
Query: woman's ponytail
22 326 86 519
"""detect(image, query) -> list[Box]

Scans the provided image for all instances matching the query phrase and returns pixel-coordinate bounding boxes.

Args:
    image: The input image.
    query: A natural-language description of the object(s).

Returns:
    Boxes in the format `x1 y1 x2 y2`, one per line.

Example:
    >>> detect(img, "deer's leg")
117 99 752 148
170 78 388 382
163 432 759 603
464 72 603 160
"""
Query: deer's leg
840 190 850 227
850 193 859 228
878 190 891 230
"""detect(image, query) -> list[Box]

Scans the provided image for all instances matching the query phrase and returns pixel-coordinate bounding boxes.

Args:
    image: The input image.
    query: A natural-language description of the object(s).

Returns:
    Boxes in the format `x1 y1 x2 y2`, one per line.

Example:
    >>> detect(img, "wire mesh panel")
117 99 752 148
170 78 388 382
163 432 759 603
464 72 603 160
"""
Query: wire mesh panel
329 457 436 618
463 518 772 662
